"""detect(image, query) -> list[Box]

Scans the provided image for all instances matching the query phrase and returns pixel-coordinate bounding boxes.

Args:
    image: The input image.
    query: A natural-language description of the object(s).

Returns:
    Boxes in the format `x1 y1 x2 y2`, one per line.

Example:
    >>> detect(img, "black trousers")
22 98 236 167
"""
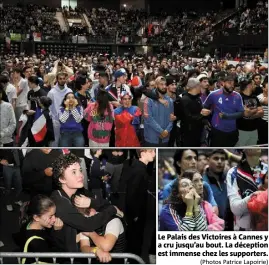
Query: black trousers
210 128 238 147
258 119 268 145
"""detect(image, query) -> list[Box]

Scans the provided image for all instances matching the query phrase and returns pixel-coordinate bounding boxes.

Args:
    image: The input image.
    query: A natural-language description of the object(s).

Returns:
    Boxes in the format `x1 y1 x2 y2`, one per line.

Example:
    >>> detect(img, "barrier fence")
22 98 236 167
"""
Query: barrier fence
0 252 146 264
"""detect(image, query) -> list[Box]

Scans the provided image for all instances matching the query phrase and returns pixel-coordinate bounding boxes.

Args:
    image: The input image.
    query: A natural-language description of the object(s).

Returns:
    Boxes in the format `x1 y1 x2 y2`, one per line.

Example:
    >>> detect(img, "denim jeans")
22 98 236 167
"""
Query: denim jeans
3 166 22 205
59 131 85 147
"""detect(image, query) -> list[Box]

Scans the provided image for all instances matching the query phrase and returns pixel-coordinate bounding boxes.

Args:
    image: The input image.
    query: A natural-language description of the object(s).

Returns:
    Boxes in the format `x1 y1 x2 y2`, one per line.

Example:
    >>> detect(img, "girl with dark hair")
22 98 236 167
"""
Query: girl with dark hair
58 92 84 147
160 169 224 231
74 75 93 146
15 195 63 264
84 89 114 147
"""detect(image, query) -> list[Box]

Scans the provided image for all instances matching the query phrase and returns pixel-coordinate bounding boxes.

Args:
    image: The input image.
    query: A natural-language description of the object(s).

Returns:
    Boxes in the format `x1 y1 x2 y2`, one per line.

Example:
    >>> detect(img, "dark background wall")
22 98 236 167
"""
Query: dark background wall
1 0 260 11
78 0 120 10
2 0 61 7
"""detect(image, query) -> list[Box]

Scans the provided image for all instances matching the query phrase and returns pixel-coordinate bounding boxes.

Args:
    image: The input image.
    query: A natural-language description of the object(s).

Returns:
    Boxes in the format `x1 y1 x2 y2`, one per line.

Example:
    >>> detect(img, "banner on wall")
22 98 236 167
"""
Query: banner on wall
33 32 42 42
10 33 21 41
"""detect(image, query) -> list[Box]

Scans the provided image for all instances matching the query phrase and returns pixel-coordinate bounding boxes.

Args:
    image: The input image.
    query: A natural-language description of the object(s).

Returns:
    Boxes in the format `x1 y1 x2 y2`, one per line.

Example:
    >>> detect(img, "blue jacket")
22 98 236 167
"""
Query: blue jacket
143 95 174 144
203 170 228 219
162 178 217 207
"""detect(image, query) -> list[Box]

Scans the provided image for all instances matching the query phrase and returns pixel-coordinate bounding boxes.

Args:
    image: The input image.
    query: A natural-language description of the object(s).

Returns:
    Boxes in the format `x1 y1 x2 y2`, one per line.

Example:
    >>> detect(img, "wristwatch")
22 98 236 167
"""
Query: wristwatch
92 247 98 255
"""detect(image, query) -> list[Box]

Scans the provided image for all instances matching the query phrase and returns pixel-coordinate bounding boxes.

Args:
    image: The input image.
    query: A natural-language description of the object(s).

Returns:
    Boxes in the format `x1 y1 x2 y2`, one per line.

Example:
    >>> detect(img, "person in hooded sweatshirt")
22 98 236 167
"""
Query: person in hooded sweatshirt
14 195 63 264
47 72 72 147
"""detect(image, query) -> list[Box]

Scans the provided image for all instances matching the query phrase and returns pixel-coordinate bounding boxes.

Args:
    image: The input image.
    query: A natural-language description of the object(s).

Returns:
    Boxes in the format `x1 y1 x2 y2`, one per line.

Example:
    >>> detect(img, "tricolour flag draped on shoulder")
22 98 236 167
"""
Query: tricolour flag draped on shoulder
31 107 47 143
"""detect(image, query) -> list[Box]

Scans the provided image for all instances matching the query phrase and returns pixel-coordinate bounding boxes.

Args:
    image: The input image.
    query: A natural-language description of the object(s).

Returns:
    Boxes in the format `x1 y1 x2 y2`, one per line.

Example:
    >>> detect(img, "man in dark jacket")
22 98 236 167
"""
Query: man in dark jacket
50 153 122 253
22 149 61 197
119 149 156 256
180 77 211 147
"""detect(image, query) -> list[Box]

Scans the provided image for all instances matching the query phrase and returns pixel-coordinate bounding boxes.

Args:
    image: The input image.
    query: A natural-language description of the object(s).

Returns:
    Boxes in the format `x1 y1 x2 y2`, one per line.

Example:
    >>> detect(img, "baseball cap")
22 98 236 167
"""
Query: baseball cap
166 76 177 86
114 68 127 79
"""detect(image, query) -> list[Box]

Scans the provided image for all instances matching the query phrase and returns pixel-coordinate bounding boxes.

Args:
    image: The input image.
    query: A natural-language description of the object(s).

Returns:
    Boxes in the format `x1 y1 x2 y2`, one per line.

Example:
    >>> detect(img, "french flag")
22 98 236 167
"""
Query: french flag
31 107 47 143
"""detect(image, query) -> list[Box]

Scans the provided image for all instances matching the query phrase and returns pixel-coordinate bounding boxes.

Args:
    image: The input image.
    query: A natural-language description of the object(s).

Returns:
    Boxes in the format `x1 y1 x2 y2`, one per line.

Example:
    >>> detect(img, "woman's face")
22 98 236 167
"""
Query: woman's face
122 95 132 108
66 93 75 105
60 162 84 189
177 150 197 174
192 172 203 196
178 178 193 199
39 65 45 74
35 206 56 229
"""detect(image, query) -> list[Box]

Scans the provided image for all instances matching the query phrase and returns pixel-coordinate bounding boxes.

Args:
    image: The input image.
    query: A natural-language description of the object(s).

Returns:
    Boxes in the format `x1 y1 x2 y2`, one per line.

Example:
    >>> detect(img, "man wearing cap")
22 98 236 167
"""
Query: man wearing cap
47 72 72 147
236 79 264 146
105 68 131 146
181 78 211 147
203 75 244 147
105 68 132 108
143 76 174 147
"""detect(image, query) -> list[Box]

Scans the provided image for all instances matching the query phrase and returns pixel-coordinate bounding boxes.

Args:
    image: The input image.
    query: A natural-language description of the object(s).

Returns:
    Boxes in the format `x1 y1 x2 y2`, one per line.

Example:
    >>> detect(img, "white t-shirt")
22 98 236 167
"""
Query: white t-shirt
5 83 17 103
78 218 124 242
16 78 29 107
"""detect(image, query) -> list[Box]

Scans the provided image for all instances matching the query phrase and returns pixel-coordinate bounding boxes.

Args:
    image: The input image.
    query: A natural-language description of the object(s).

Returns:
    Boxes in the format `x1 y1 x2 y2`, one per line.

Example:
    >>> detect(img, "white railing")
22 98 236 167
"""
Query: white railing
0 252 145 264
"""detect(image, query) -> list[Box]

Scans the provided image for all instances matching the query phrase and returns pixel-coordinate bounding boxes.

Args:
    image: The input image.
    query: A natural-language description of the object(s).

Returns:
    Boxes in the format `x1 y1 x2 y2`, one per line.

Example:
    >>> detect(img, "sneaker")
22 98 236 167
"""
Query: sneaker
15 200 23 207
0 241 4 248
6 204 13 212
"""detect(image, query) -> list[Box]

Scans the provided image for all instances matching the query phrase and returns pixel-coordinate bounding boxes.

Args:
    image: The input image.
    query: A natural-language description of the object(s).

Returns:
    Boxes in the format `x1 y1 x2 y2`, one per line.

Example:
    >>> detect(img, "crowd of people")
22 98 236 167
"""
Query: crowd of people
0 2 266 58
0 4 61 36
222 1 268 36
0 51 267 147
0 148 156 263
158 149 268 231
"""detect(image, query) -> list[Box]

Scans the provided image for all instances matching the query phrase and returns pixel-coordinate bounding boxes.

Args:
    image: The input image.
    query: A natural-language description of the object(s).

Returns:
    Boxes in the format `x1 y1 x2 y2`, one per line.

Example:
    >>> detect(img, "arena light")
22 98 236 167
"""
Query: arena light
123 4 127 7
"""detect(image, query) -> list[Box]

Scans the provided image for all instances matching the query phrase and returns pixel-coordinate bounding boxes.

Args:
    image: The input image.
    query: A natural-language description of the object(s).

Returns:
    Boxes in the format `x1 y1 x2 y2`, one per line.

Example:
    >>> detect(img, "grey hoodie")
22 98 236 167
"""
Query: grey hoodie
47 84 72 121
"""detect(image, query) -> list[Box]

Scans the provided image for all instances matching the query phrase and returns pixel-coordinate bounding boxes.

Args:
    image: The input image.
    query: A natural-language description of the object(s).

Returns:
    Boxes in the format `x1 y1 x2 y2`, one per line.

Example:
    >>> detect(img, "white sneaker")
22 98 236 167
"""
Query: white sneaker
6 204 13 211
15 200 23 207
0 241 4 248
